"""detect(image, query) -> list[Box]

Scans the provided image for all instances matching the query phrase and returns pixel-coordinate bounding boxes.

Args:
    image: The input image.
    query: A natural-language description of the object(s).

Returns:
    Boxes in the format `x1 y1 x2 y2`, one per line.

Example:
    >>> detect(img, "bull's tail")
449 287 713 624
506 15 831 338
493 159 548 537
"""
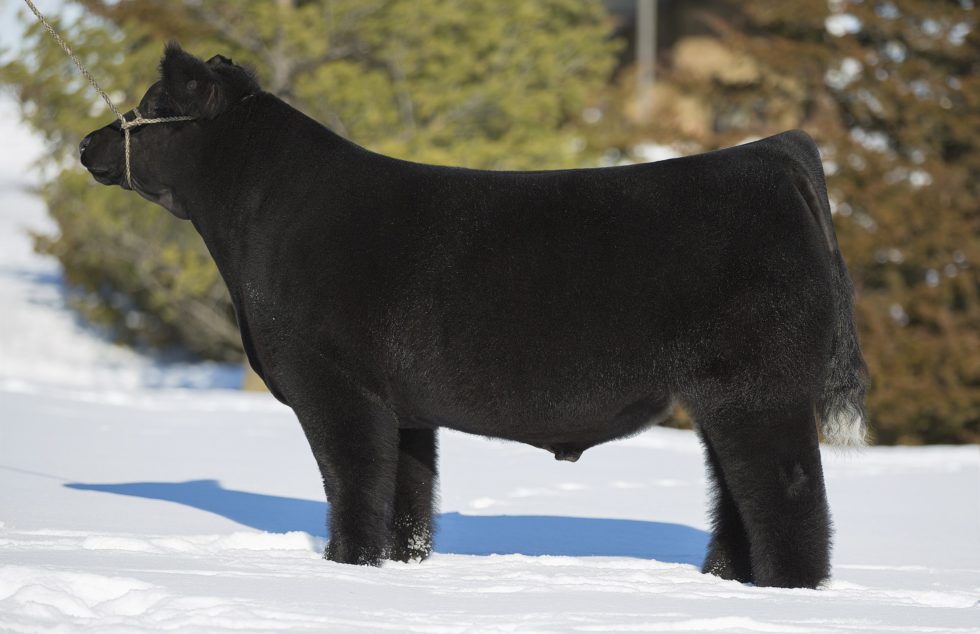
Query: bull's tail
817 246 869 446
782 130 869 446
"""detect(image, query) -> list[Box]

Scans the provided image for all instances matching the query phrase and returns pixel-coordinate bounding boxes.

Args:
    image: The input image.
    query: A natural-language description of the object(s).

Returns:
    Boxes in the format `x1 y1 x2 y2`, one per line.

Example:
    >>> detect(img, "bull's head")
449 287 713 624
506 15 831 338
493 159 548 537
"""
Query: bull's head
79 42 259 219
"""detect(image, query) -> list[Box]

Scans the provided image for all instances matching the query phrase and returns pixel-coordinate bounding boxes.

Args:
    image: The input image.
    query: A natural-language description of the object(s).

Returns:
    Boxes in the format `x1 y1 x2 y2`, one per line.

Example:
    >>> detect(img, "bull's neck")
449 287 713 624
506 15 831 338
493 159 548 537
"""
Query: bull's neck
188 93 359 284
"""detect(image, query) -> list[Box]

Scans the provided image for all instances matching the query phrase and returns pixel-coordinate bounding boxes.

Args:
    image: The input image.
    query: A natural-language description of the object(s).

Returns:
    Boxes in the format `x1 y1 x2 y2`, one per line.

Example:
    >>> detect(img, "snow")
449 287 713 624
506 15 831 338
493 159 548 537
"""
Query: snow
1 98 979 632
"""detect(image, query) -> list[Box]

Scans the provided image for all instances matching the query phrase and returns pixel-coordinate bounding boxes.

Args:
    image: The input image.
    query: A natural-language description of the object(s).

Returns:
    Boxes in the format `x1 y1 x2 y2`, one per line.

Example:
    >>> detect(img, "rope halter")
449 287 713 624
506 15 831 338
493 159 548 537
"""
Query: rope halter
119 109 196 188
22 0 195 188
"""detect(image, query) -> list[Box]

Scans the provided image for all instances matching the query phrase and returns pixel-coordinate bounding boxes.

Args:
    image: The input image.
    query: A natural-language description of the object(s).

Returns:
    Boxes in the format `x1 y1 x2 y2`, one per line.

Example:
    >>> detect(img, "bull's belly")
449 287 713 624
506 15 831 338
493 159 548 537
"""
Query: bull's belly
403 389 674 461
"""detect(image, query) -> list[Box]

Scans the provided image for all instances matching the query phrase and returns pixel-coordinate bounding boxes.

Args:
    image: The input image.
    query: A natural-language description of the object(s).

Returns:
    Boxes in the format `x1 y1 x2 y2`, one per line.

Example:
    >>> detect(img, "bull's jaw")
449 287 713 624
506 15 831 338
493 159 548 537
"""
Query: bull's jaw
85 166 119 187
134 184 190 220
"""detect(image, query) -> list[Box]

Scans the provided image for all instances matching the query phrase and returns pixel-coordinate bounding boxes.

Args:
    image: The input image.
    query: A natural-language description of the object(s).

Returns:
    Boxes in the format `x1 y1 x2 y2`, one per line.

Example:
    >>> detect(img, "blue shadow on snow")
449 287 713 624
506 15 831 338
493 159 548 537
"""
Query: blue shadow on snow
65 479 707 566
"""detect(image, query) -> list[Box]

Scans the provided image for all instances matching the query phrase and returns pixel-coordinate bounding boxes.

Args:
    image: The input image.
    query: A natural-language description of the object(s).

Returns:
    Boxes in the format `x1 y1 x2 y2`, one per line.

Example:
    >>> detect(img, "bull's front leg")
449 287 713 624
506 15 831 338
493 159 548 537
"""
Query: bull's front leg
390 428 438 562
292 379 400 566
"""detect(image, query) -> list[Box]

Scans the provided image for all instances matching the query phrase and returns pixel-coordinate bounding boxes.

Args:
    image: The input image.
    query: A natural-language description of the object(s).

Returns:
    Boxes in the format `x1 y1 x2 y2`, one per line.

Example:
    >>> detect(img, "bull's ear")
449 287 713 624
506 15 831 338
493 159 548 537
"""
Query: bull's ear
159 41 228 119
206 54 233 66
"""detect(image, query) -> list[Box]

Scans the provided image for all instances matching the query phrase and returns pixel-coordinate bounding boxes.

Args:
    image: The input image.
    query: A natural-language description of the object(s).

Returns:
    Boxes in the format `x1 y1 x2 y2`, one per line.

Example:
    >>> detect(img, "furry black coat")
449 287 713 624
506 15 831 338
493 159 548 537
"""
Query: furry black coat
80 44 868 588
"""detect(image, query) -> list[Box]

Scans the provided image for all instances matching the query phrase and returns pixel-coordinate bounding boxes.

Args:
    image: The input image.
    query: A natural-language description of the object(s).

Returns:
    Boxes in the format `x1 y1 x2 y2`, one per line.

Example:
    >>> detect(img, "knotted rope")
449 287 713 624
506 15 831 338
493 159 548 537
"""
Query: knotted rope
116 108 195 188
22 0 195 187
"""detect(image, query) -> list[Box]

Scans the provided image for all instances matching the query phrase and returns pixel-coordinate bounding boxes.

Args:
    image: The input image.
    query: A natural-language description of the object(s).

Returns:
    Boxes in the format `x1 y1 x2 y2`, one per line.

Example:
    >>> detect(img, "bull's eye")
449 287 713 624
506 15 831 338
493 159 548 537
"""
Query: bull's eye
186 79 198 92
147 99 179 118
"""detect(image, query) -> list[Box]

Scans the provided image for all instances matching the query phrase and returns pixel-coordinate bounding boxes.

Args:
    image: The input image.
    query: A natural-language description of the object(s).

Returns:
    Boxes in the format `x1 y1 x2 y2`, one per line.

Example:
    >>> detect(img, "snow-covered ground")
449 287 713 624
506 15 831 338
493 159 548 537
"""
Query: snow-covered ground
1 98 978 632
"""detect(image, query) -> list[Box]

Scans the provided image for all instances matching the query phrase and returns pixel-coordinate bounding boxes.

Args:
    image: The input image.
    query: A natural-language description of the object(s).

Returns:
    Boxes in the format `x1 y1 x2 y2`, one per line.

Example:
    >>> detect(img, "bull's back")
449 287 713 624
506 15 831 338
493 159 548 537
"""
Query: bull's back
371 137 835 434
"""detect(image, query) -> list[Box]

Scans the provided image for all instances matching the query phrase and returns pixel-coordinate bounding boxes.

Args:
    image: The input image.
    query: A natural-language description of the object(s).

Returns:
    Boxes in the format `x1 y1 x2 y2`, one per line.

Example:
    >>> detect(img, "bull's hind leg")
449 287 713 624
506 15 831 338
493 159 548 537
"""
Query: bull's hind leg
389 428 438 562
698 401 831 588
293 381 400 566
699 435 753 583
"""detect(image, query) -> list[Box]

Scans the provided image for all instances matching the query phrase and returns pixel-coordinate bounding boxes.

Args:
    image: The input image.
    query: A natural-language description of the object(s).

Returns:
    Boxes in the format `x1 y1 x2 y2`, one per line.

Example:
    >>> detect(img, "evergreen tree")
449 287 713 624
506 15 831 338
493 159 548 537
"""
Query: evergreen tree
620 0 978 444
1 0 619 360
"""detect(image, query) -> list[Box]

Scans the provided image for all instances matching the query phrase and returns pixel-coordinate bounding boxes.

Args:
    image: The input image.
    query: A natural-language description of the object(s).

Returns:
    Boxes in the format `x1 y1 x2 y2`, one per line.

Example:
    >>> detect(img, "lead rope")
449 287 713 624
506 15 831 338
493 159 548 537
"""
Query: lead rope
22 0 195 188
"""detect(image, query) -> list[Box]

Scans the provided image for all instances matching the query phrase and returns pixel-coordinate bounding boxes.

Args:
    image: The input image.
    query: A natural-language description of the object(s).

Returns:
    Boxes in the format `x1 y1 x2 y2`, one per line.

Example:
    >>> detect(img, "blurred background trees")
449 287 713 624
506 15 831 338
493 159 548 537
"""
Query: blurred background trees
1 0 977 443
596 0 978 444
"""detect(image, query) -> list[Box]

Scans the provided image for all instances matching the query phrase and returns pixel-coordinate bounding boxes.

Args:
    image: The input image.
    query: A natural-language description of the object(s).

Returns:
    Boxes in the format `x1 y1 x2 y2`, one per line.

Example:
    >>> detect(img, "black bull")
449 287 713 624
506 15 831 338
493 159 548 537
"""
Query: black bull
80 44 868 588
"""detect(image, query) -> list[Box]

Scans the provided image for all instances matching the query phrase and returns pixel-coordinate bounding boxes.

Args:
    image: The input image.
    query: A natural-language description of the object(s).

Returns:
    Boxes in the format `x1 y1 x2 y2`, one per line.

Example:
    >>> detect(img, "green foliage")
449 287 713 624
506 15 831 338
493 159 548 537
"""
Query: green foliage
1 0 620 361
2 8 239 359
36 169 241 359
615 0 978 444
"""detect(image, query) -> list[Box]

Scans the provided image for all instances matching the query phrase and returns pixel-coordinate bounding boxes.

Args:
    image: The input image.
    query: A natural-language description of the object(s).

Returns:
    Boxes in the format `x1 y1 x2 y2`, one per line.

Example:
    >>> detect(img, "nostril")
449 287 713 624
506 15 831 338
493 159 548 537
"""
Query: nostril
79 135 92 154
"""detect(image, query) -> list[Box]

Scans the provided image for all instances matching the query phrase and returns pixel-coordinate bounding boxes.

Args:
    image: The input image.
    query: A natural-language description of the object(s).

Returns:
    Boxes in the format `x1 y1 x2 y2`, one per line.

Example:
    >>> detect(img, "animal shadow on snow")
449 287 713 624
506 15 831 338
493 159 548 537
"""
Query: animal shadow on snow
65 479 707 565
